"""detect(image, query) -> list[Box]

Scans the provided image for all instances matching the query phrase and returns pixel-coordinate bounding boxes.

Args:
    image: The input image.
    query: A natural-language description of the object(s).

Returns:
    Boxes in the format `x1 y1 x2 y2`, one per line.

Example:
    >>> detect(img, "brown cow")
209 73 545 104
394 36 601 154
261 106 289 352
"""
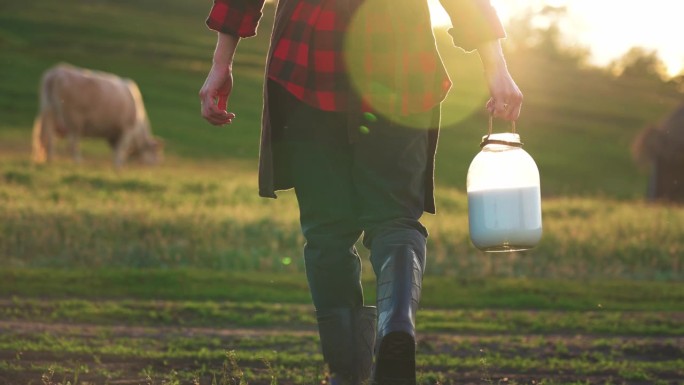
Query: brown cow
632 104 684 203
32 63 163 168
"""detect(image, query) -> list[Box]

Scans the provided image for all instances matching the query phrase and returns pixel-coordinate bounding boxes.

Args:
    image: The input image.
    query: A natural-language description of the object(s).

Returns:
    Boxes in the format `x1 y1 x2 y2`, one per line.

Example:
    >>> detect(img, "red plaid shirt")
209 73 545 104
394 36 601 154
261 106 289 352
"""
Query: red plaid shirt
268 0 355 111
206 0 505 115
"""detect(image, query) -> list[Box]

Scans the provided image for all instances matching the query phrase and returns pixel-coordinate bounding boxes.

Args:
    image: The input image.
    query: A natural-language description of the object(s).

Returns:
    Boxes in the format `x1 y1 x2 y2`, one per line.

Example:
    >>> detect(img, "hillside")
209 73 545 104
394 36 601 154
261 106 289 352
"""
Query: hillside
1 0 681 199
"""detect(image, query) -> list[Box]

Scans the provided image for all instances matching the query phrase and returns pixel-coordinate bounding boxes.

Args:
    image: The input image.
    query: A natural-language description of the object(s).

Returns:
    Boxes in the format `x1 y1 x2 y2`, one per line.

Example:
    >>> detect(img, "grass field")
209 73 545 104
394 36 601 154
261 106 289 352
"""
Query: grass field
1 0 683 384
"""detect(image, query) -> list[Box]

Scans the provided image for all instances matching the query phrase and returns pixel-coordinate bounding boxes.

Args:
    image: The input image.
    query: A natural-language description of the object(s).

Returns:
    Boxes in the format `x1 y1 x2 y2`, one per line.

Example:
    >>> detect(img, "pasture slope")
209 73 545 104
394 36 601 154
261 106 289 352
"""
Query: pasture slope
1 0 683 384
1 0 682 198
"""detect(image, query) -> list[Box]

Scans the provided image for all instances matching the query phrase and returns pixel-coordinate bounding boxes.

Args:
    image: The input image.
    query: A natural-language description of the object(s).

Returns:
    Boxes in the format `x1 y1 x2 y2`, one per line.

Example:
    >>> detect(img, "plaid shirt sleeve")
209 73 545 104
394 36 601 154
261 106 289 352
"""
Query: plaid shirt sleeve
206 0 266 38
439 0 506 52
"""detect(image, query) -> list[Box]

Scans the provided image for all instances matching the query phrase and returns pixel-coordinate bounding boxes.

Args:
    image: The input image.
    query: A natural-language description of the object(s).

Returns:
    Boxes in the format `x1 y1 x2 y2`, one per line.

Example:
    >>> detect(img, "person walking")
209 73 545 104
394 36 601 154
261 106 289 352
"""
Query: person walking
199 1 522 384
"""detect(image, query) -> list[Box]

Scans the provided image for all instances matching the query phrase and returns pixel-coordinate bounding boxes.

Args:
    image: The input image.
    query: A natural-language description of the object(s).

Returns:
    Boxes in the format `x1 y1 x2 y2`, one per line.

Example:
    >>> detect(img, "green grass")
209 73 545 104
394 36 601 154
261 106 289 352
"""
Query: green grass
1 295 682 335
2 269 683 312
1 157 682 280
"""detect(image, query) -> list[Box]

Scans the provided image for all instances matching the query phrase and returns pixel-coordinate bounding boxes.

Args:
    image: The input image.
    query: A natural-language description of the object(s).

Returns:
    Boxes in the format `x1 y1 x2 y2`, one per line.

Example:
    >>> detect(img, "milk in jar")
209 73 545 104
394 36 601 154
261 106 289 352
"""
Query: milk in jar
466 130 542 252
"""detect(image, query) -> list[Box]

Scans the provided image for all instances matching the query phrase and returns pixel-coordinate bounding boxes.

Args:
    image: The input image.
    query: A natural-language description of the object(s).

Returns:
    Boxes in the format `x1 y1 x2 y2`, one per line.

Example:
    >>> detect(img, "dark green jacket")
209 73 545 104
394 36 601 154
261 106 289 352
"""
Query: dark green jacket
258 0 505 214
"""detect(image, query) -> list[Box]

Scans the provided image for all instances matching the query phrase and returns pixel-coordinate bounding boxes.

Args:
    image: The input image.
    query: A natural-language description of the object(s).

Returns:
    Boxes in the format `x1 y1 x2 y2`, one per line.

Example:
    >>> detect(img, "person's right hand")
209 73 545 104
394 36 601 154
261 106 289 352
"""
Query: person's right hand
484 66 523 121
199 63 236 126
476 40 523 121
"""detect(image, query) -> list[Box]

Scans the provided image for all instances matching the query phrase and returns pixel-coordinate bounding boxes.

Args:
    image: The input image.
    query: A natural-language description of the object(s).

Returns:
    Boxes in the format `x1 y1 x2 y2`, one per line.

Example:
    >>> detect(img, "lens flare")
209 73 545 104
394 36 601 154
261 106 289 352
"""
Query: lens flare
343 1 489 129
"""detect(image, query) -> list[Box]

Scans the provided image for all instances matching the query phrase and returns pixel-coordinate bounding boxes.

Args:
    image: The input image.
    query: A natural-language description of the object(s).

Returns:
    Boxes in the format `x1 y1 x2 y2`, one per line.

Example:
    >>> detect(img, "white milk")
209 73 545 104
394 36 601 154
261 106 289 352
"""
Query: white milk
467 186 542 252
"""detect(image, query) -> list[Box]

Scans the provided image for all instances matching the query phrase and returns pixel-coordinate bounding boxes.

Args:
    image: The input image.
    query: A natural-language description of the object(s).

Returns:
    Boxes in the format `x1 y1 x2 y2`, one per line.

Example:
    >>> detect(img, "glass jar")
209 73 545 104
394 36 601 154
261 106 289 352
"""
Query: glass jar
466 122 542 252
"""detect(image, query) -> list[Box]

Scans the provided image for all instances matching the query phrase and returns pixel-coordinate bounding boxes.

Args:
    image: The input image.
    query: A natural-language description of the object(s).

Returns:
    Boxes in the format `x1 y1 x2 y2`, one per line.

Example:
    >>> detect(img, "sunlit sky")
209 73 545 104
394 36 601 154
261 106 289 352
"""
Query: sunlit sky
429 0 684 77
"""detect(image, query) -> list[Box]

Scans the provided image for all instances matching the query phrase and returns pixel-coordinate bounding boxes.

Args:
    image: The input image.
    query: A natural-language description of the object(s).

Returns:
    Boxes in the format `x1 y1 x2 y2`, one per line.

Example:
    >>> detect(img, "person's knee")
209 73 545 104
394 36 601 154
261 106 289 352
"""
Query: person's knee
304 242 358 265
363 218 427 250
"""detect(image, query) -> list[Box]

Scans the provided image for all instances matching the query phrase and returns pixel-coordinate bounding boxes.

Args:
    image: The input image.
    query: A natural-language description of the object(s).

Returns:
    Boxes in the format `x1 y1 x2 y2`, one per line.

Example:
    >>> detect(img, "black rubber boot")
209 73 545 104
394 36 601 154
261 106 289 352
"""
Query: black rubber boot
371 245 425 385
316 306 377 385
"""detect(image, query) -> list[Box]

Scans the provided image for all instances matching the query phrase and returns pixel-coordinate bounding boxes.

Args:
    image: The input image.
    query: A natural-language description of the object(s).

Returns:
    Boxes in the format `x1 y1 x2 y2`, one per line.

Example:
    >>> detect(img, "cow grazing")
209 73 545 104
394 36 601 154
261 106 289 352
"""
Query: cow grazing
32 63 163 168
632 103 684 203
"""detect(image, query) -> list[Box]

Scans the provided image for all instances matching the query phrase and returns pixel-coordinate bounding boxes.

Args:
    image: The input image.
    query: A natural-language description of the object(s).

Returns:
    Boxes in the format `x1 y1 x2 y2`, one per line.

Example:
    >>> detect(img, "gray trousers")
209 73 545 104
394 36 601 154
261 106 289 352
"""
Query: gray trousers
273 85 433 309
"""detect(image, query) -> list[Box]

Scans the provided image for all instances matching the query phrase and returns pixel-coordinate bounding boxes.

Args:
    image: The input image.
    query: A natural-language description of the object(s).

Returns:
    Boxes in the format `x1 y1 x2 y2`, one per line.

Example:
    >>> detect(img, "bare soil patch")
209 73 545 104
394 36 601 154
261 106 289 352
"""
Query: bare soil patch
1 320 681 385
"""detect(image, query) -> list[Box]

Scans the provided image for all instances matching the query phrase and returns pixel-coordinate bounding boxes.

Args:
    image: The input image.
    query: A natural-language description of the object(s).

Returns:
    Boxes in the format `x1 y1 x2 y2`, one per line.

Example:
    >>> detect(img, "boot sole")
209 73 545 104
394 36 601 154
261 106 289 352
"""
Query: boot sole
373 331 416 385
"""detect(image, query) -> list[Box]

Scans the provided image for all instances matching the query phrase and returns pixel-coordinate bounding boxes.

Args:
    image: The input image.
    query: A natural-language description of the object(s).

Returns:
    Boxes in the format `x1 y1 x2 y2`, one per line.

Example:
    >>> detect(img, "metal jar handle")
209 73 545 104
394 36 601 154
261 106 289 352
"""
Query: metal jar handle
481 116 522 148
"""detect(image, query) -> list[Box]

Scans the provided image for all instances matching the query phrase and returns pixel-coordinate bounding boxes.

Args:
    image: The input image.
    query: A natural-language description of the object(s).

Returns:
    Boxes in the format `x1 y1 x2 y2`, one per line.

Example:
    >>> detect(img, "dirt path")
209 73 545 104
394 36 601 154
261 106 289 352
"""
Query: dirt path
2 319 679 343
0 320 317 339
1 319 682 385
